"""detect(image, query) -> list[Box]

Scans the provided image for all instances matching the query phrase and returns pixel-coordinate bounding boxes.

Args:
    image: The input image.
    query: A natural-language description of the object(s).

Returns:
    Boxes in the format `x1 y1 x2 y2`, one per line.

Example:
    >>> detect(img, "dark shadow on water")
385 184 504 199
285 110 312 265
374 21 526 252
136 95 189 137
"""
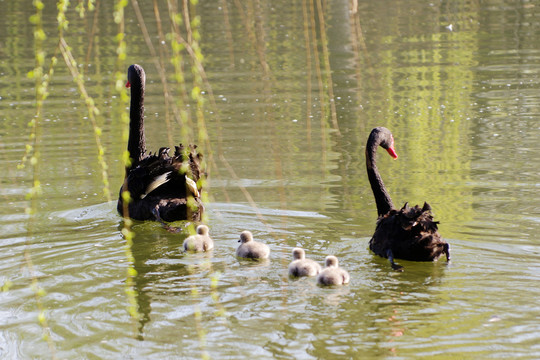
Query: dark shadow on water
117 219 219 339
366 252 450 291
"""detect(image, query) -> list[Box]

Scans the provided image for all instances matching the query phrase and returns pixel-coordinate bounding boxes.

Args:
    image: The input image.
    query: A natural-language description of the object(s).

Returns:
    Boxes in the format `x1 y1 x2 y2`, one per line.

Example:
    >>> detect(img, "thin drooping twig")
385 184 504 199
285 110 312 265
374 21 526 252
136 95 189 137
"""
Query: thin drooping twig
59 37 111 202
315 0 340 135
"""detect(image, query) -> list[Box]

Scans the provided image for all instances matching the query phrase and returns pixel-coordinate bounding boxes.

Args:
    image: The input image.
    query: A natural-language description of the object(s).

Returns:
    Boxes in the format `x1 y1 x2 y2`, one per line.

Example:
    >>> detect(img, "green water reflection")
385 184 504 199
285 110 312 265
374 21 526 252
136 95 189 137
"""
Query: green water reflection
0 0 539 359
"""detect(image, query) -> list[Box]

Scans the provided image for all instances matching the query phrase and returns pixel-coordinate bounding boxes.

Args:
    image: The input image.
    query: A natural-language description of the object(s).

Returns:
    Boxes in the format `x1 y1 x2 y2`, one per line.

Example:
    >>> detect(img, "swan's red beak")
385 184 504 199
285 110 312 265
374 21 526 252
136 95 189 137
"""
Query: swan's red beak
125 81 131 88
386 146 398 159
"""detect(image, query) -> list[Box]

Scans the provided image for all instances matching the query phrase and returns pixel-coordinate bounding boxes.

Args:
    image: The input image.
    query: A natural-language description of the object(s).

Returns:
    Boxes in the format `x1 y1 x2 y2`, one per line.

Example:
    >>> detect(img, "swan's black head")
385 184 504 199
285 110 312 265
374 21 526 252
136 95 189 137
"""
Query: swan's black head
126 64 146 89
369 127 398 159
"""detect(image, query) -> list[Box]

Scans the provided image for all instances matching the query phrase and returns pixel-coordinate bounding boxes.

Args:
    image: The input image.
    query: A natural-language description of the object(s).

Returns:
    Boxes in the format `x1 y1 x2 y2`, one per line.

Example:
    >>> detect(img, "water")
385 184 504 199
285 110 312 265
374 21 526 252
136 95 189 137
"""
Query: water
1 0 539 358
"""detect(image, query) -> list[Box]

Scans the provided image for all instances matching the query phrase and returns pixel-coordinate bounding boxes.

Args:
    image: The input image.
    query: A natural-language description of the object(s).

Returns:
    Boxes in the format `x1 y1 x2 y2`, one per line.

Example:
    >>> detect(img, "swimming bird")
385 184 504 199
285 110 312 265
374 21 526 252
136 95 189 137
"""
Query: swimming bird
288 248 321 277
183 225 214 252
235 231 270 260
365 127 450 270
117 64 204 222
317 256 350 285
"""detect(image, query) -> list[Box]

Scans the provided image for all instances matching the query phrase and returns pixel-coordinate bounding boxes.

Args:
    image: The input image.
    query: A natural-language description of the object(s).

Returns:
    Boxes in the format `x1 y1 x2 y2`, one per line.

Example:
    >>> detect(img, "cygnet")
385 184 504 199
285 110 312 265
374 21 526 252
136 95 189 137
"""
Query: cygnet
183 225 214 252
235 231 270 260
316 255 350 285
288 247 321 277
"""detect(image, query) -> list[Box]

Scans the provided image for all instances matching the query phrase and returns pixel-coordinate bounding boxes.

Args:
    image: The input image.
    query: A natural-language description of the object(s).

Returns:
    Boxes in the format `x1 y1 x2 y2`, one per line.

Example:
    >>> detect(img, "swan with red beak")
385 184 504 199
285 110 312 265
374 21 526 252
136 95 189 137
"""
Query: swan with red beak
365 127 450 271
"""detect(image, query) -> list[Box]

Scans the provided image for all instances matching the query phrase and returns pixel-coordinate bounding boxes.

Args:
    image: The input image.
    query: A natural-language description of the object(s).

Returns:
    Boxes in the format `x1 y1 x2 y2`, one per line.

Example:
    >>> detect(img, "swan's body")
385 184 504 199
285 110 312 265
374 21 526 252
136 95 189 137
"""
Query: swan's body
288 248 321 277
366 127 450 270
317 256 349 285
183 225 213 252
117 64 204 222
236 231 270 260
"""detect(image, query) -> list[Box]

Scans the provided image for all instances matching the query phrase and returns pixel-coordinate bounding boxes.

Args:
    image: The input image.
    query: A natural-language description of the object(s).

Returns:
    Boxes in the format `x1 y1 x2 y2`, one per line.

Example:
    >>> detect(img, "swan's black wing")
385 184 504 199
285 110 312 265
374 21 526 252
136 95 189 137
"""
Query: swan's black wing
369 202 450 268
117 144 204 221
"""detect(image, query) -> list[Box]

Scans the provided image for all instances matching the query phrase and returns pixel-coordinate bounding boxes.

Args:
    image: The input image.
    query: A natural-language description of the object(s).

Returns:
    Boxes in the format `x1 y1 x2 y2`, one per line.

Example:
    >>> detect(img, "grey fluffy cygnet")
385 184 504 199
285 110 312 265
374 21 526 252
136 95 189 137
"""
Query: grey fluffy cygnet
235 231 270 260
288 248 321 277
317 255 350 285
183 225 214 252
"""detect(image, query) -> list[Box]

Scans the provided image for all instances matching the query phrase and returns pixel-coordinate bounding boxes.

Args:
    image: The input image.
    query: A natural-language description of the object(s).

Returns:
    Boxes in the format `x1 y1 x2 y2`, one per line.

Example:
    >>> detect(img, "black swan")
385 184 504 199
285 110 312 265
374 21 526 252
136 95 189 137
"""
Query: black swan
117 64 204 222
366 127 450 270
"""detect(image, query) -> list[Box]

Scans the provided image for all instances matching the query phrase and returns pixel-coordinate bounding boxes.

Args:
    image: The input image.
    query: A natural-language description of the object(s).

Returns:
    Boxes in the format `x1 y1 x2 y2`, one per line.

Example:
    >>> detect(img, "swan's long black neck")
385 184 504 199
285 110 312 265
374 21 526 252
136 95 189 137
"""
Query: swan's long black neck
366 134 394 217
127 75 146 172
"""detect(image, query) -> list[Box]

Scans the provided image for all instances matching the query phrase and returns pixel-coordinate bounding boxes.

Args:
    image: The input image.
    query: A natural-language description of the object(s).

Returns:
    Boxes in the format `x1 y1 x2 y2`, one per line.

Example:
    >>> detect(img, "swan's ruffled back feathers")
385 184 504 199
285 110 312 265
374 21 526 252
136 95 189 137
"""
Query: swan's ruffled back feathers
125 144 202 197
369 203 447 262
118 144 204 221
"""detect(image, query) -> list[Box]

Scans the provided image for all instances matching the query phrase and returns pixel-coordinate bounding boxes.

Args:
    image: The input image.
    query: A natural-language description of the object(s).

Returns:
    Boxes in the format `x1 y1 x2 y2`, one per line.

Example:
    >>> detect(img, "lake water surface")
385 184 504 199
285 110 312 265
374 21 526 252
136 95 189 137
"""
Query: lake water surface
1 0 539 359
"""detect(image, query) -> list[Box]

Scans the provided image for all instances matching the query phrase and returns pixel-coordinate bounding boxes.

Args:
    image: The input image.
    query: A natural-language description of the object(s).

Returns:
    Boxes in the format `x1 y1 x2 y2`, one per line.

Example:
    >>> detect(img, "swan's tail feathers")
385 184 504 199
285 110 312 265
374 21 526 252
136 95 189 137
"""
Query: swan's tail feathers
140 171 172 199
185 175 200 198
158 147 170 159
